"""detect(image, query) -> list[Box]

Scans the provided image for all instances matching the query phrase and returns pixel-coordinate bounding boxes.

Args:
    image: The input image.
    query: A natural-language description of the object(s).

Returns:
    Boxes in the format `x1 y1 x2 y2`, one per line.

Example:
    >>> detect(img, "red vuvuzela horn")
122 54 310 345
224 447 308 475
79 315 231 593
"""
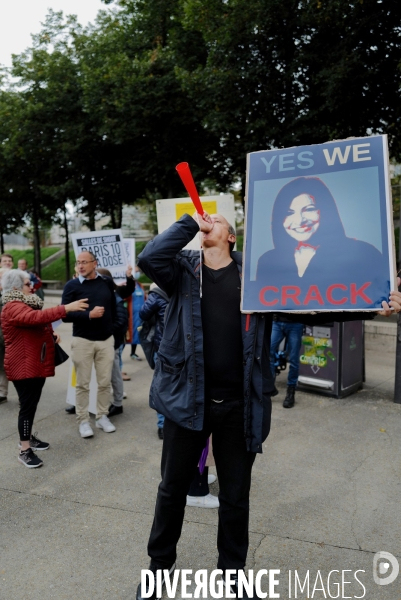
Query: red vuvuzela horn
175 162 204 216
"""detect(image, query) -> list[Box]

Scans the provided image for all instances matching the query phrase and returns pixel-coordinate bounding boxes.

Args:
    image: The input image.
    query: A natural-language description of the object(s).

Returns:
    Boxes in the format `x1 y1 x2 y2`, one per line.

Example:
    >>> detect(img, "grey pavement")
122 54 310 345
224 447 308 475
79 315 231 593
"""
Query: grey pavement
1 314 401 600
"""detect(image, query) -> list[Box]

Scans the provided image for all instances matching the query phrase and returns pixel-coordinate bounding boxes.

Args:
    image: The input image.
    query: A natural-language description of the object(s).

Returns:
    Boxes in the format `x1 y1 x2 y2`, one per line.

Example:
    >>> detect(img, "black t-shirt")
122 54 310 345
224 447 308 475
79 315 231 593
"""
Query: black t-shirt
201 260 244 400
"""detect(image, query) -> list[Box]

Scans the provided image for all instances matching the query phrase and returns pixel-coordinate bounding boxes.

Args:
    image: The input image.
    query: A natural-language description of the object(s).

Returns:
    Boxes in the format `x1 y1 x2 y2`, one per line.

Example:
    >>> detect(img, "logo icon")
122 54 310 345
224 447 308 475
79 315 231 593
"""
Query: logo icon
373 551 399 586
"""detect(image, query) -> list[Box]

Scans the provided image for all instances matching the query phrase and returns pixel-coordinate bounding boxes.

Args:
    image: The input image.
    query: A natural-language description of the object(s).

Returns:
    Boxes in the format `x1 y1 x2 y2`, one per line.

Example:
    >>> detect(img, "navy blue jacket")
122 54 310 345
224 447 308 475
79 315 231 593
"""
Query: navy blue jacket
138 214 274 453
113 295 129 350
138 215 377 452
139 289 168 351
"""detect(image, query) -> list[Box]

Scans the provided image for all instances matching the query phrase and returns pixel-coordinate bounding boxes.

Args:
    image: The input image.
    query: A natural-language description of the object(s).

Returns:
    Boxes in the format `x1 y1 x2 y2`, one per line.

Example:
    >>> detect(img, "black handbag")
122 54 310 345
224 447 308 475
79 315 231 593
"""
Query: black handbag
54 342 69 366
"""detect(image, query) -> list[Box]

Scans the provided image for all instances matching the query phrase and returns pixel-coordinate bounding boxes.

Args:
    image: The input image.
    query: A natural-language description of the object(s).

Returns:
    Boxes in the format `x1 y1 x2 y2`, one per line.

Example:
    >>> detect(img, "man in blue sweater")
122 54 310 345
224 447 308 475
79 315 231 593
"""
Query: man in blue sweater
62 251 117 438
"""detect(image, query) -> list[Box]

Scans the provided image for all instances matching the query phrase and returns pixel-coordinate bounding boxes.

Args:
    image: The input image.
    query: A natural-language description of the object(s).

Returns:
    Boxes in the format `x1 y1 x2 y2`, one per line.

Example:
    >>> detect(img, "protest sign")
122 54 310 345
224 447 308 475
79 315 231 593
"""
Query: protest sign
242 135 396 312
156 195 235 250
123 238 136 268
71 229 128 282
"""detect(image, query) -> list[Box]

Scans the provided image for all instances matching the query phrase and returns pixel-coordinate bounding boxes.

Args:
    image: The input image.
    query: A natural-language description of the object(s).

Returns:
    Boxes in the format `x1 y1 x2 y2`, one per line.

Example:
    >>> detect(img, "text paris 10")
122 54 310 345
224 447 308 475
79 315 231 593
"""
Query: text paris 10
79 242 124 268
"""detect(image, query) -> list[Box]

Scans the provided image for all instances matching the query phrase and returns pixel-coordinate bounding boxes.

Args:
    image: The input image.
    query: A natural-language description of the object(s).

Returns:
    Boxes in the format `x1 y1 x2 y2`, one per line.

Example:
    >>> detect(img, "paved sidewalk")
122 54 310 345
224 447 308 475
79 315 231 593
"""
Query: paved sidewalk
0 320 400 599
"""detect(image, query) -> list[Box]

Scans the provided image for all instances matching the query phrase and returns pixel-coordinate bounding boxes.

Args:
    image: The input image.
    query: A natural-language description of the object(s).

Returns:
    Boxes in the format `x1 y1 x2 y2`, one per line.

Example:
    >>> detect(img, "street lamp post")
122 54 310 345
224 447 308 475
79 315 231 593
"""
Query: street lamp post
394 182 401 403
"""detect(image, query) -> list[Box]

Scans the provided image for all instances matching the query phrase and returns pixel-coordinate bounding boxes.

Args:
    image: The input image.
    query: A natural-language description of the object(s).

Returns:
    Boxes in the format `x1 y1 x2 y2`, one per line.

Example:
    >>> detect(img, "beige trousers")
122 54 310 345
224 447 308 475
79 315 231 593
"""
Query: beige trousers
71 336 114 424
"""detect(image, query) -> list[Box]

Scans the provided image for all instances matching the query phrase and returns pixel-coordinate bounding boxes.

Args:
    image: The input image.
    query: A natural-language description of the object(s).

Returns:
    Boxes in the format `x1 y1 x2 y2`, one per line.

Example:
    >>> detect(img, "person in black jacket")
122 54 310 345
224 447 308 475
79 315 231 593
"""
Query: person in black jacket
135 211 401 600
139 283 168 438
62 252 133 438
136 213 268 600
65 264 135 418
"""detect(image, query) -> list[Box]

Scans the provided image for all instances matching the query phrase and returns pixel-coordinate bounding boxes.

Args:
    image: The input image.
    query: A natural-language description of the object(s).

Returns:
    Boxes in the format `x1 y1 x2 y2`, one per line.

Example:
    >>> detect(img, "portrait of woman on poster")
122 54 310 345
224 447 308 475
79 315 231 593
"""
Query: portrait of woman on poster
256 176 388 308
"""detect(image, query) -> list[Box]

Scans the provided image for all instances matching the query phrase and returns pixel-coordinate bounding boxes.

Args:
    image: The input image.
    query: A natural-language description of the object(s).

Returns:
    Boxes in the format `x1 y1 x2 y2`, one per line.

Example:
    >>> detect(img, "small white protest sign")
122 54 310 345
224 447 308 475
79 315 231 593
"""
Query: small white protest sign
123 238 136 267
71 229 128 282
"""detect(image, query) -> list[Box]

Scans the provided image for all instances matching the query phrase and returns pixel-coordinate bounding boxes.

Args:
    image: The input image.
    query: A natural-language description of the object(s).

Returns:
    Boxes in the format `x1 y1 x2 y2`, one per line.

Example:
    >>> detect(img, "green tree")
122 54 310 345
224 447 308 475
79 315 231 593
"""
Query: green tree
299 0 401 157
0 92 27 252
6 11 120 275
182 0 401 193
79 0 216 200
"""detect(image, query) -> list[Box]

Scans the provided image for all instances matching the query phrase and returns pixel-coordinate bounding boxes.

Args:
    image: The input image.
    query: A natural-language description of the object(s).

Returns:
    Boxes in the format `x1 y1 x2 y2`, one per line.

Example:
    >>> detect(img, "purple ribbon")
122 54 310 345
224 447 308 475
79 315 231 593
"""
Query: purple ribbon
198 437 209 474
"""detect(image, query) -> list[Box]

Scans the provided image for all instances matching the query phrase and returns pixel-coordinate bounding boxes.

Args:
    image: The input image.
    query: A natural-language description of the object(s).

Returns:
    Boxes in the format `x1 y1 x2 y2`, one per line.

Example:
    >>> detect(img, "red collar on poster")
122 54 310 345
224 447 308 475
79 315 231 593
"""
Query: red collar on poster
295 242 319 251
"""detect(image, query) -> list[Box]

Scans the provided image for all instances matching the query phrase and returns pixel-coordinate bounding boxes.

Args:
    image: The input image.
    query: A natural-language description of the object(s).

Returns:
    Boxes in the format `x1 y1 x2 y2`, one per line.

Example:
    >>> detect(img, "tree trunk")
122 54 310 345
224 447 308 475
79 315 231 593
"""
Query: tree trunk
63 206 71 281
86 194 96 231
32 206 41 276
0 223 4 254
283 2 296 131
116 199 123 229
119 201 123 229
88 205 95 231
110 207 116 229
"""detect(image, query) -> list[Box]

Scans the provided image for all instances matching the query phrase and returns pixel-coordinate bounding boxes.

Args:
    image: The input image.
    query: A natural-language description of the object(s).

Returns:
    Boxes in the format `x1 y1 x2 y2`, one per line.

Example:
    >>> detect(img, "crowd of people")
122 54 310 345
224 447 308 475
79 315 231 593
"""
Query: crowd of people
0 247 222 509
0 251 143 462
1 211 400 598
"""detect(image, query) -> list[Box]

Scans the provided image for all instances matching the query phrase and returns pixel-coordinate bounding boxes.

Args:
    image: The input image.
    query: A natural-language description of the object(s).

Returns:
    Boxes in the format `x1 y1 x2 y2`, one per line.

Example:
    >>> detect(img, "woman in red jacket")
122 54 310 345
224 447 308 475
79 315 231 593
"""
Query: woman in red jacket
1 269 88 468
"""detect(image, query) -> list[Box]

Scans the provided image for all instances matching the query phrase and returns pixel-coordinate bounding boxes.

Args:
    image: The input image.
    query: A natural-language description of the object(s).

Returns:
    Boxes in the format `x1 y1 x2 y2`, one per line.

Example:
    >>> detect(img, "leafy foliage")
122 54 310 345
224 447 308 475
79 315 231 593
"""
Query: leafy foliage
182 0 401 187
0 0 400 263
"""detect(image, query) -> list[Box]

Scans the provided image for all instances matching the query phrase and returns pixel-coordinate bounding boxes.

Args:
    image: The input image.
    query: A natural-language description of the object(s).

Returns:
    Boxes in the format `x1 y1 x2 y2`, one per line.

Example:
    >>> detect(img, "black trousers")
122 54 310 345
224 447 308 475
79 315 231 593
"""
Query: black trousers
13 378 46 441
148 399 256 571
188 467 209 497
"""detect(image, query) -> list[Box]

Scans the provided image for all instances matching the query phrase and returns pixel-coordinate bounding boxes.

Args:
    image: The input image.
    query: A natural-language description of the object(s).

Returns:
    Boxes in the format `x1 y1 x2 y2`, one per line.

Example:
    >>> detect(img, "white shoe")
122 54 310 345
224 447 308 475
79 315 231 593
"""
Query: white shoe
123 392 127 399
186 493 219 509
96 415 116 433
79 422 94 438
208 474 216 485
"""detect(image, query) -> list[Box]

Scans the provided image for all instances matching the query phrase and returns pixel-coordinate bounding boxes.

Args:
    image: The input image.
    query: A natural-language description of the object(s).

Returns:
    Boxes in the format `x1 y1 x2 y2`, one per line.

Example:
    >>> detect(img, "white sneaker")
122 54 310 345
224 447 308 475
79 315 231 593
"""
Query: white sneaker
186 493 219 509
79 422 94 438
123 392 127 399
208 474 216 485
96 415 116 433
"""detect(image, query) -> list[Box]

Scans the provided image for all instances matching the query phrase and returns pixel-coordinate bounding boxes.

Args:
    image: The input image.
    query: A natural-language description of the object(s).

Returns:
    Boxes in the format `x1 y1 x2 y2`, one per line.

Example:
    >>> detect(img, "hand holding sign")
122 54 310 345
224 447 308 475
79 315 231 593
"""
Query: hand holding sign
377 277 401 316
